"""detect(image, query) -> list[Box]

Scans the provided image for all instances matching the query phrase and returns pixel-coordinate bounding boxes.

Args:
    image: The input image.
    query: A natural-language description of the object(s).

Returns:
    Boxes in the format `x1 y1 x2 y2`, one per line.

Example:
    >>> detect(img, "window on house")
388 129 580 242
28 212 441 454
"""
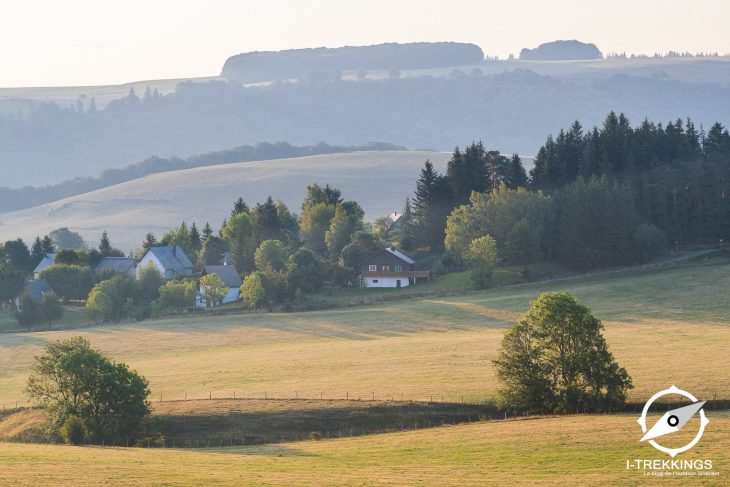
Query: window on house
372 279 379 283
368 265 377 271
394 265 403 272
382 265 390 271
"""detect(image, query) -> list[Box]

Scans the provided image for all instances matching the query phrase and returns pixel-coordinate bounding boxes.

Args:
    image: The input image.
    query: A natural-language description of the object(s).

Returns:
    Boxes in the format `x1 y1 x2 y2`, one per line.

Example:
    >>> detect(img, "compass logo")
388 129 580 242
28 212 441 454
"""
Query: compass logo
637 385 709 457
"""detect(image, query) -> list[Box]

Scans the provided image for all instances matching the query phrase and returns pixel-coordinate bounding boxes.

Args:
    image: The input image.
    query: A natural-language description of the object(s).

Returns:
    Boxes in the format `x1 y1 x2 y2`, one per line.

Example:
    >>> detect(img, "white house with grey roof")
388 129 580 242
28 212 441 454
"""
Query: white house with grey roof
196 263 242 307
137 246 193 279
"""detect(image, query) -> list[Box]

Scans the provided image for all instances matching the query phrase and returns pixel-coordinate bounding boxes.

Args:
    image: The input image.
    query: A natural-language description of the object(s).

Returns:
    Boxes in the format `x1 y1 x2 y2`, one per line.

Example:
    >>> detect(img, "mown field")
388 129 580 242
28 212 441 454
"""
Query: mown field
1 413 727 486
1 258 728 407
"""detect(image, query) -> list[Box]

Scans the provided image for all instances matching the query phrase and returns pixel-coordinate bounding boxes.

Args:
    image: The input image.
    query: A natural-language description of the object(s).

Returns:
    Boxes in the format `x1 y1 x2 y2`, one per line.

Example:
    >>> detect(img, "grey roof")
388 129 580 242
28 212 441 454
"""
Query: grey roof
203 265 242 288
18 279 53 302
385 247 415 264
146 246 194 273
33 253 56 274
96 257 137 274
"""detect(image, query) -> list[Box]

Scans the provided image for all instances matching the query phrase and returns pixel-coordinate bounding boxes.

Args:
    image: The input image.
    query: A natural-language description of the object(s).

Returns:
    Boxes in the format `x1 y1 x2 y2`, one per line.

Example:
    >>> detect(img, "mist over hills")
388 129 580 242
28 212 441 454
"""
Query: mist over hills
1 41 730 192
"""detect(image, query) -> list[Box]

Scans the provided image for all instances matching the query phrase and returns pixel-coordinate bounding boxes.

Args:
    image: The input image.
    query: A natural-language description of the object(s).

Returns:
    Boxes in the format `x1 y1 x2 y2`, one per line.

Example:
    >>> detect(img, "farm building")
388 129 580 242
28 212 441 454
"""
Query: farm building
197 263 243 307
96 256 137 278
14 279 53 311
137 246 193 279
33 253 56 279
360 247 430 288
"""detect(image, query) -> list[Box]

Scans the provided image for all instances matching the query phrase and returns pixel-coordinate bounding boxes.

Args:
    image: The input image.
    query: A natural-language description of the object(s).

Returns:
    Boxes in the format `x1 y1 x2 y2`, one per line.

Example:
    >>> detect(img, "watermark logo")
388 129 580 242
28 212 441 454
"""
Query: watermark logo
637 385 709 457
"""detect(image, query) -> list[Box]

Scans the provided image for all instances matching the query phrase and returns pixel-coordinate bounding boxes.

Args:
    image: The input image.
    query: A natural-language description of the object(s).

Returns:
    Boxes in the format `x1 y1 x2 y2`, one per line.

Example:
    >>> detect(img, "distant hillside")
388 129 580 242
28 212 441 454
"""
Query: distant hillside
0 141 405 213
221 42 485 83
520 40 603 60
0 151 451 250
3 67 730 188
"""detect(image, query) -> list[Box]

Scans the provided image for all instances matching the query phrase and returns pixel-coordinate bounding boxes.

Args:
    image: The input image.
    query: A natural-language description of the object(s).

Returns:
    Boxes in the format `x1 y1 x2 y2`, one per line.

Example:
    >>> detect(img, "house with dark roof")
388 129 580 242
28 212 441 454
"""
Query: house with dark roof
14 279 53 311
96 257 137 278
360 247 430 288
197 263 242 307
33 253 56 279
137 246 193 279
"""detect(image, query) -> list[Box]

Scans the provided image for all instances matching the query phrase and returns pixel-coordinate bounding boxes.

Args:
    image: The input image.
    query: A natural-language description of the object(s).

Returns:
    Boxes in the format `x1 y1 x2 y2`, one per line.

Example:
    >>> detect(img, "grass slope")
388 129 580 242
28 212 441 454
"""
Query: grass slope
0 150 449 249
0 258 728 407
1 413 728 486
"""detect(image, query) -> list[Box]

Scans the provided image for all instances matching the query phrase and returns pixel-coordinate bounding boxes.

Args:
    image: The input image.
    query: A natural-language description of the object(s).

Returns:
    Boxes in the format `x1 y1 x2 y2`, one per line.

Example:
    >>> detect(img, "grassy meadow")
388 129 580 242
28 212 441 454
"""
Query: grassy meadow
1 257 729 407
1 413 728 486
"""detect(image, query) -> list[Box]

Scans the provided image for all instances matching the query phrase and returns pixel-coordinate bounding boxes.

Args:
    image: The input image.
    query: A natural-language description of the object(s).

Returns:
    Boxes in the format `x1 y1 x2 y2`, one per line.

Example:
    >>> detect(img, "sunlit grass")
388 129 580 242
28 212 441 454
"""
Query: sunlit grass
1 414 728 486
1 258 728 406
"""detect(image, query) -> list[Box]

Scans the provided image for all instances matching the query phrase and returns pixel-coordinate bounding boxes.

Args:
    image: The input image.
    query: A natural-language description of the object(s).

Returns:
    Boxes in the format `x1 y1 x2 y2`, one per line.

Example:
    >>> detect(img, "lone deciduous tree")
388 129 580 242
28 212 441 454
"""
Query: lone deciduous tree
493 292 632 413
26 337 150 444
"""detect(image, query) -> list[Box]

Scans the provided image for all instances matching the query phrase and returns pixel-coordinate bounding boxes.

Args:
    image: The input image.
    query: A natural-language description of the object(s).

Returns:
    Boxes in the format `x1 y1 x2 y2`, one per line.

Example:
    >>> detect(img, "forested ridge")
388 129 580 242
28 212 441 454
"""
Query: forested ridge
3 69 730 188
398 113 729 274
530 112 730 242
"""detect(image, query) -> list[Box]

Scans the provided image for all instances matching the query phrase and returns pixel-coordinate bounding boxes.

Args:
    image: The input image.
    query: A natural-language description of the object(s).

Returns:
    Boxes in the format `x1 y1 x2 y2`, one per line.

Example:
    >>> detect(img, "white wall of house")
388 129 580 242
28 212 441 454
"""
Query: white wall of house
196 286 240 308
137 253 167 279
222 287 240 304
363 277 410 288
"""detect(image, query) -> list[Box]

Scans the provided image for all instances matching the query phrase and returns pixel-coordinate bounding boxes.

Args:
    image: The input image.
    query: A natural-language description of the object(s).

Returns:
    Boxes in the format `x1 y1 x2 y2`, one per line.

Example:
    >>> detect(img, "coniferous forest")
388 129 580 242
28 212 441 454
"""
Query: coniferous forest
401 112 730 272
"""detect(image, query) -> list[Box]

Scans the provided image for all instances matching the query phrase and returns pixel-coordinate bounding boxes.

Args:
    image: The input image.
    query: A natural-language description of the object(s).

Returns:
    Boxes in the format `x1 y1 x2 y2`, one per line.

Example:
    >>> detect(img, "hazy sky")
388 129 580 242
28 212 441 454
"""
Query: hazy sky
3 0 730 87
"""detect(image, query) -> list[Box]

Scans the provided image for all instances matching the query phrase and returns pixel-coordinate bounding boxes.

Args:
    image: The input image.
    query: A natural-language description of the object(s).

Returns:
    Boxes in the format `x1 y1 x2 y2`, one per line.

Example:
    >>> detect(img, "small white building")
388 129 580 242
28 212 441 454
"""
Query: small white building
137 246 193 279
360 247 430 288
33 253 56 279
196 263 242 307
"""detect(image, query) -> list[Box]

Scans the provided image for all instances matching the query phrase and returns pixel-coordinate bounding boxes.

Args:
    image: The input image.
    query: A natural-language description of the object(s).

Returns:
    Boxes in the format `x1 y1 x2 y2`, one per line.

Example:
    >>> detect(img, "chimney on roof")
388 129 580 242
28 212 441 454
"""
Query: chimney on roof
390 246 396 251
223 252 230 266
173 246 177 256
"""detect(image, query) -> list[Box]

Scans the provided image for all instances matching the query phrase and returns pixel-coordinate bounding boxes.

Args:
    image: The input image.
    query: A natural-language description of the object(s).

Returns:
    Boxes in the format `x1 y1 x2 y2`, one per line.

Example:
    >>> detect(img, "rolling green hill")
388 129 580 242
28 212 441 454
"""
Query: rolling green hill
0 150 450 250
1 413 727 486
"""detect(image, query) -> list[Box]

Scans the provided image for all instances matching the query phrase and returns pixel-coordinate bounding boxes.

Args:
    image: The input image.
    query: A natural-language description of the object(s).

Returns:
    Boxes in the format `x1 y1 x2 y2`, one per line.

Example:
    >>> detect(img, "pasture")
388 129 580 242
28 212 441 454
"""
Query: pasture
1 257 728 407
1 413 727 486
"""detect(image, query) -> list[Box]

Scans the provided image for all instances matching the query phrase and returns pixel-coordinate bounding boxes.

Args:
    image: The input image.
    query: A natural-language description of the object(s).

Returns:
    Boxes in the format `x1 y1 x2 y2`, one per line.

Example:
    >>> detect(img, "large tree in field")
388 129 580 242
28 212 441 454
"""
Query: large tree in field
26 337 150 444
493 292 632 414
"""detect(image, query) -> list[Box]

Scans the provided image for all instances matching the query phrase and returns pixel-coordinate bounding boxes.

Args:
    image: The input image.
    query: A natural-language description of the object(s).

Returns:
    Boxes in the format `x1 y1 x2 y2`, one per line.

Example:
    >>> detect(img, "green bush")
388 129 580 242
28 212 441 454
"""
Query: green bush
60 415 87 445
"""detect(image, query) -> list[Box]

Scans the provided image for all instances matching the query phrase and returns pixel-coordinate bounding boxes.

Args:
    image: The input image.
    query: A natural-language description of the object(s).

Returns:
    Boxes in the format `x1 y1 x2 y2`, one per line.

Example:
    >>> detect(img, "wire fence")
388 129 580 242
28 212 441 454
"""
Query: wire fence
5 386 730 412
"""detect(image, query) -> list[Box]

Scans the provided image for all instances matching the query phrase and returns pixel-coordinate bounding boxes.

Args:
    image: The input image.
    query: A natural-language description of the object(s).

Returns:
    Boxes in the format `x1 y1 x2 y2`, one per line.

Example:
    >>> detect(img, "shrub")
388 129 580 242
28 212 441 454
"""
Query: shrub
60 415 87 445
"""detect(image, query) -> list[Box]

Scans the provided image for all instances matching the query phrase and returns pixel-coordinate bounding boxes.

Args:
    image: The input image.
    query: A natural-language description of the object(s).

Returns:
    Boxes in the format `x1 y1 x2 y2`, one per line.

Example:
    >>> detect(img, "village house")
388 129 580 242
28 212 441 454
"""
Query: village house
33 253 56 279
137 246 193 279
197 261 242 307
95 256 137 278
14 279 53 311
360 246 430 288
